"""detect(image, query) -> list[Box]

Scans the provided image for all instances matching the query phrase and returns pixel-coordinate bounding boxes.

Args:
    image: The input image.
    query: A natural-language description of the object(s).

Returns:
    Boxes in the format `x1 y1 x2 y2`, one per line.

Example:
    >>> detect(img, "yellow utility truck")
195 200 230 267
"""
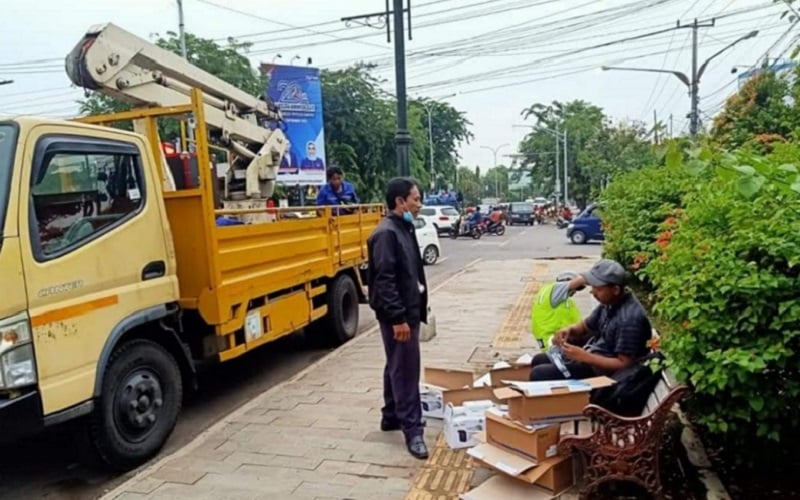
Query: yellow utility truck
0 23 381 470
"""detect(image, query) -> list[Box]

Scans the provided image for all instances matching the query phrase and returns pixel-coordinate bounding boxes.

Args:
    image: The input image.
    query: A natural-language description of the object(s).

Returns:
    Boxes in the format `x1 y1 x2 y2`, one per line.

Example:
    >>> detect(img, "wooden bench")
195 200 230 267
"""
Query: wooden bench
559 368 691 500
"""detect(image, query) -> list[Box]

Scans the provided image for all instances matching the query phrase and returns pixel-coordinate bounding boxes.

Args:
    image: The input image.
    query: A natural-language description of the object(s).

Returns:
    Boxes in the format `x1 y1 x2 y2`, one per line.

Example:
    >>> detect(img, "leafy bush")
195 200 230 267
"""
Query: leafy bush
600 155 699 285
642 153 800 443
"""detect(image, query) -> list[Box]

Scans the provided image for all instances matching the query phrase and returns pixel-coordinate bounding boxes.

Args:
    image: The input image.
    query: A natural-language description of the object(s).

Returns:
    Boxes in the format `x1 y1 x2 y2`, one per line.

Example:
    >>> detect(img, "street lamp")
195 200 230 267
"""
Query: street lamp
290 55 301 65
513 124 568 206
272 54 283 64
420 93 457 190
601 29 758 137
480 143 509 199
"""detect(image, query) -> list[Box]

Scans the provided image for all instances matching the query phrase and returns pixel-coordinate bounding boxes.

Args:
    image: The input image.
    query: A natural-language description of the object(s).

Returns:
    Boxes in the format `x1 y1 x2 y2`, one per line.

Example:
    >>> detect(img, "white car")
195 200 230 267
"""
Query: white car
418 205 460 234
413 217 442 265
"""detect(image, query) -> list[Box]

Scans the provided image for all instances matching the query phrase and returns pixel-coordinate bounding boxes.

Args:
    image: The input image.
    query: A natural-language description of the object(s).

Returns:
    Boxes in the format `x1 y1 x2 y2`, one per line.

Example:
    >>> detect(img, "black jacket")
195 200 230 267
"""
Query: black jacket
367 214 429 325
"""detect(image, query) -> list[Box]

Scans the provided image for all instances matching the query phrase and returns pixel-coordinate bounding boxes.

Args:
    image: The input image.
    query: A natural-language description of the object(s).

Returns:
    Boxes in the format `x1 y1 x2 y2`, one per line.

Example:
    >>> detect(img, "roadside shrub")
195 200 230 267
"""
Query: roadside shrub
600 161 699 287
643 175 800 443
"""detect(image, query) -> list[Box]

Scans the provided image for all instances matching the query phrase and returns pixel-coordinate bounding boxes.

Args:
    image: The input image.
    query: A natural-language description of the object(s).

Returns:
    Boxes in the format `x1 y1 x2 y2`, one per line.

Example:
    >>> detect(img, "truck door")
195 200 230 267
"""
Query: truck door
19 125 177 417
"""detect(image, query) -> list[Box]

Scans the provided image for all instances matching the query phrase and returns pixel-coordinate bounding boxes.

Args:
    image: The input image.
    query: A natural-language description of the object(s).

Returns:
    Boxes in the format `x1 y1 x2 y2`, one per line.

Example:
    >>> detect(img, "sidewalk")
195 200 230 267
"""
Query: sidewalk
103 257 599 500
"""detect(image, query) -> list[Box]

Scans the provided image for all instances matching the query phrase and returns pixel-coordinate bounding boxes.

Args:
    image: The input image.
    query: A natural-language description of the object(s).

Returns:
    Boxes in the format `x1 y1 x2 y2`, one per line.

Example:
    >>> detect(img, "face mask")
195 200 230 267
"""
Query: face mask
403 211 413 223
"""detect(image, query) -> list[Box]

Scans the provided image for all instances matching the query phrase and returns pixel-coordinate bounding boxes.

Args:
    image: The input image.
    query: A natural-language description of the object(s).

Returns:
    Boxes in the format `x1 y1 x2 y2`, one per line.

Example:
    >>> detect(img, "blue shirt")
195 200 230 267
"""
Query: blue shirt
316 181 359 207
302 158 325 170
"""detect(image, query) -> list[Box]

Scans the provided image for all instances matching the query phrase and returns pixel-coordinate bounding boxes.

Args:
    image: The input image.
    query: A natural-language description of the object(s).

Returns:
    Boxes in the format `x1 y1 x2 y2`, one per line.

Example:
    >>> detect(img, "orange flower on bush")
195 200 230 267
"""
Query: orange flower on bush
664 216 677 227
655 230 674 249
630 252 649 270
648 336 661 351
682 320 691 329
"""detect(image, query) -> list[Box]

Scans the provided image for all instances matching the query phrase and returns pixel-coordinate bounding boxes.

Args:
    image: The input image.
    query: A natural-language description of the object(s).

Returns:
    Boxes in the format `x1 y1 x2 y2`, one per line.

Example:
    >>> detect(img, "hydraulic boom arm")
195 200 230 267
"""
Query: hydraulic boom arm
65 23 288 199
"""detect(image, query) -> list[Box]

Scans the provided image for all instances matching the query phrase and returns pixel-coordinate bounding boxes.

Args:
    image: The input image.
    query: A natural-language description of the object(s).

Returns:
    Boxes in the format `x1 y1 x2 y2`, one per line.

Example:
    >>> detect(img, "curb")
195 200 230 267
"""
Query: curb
100 258 483 499
675 408 732 500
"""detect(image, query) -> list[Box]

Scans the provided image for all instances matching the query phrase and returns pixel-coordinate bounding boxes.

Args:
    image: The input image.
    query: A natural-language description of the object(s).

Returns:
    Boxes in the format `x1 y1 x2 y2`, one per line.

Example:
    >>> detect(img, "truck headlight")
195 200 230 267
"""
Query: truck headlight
0 313 36 389
567 223 575 230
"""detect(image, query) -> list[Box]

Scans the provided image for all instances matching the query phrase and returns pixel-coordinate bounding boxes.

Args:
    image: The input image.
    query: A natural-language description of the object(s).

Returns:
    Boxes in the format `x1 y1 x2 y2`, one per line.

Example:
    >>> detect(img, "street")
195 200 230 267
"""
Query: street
0 224 600 500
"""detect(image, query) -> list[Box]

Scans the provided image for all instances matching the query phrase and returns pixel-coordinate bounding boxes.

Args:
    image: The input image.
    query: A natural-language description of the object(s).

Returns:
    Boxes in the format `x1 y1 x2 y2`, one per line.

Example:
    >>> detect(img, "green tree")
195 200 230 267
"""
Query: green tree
455 166 482 206
711 68 800 151
518 100 605 207
411 99 473 192
482 166 510 200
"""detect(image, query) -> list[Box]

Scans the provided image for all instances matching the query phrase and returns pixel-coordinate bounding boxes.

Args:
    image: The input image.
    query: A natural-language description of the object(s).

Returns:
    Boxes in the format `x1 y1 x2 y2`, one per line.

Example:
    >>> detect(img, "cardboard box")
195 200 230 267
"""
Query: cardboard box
421 367 498 419
485 410 561 462
443 401 494 449
468 442 574 494
493 376 615 424
488 364 531 387
460 474 557 500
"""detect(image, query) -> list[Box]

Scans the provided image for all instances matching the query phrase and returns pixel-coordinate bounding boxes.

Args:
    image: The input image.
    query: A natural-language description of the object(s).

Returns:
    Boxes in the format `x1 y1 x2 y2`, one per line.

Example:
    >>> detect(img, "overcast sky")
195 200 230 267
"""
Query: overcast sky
0 0 795 169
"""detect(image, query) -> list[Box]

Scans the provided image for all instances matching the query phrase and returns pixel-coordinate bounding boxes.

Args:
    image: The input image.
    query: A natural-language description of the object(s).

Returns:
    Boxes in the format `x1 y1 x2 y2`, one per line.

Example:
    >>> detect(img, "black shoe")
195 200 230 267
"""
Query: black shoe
380 418 401 431
406 435 429 460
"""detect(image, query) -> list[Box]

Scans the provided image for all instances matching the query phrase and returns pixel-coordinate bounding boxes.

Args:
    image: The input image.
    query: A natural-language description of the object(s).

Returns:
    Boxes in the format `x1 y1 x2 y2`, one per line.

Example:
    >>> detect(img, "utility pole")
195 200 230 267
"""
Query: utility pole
342 1 413 177
562 129 568 207
603 19 757 139
177 0 195 153
669 114 674 138
653 109 659 144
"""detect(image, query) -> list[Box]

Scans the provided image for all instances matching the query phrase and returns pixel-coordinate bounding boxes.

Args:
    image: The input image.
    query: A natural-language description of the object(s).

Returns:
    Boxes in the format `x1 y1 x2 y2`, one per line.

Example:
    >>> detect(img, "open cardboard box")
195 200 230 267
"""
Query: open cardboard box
493 376 615 424
485 409 561 462
468 442 574 494
421 367 500 419
460 474 559 500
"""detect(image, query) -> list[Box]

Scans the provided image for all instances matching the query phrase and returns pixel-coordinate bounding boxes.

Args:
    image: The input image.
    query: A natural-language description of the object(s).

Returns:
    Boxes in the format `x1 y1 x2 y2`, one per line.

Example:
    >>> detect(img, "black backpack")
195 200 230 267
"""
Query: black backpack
589 351 666 417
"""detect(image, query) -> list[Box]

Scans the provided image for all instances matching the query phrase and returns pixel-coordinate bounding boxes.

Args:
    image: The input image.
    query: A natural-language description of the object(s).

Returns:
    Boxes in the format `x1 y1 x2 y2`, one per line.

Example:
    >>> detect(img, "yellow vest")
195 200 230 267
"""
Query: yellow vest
530 282 582 344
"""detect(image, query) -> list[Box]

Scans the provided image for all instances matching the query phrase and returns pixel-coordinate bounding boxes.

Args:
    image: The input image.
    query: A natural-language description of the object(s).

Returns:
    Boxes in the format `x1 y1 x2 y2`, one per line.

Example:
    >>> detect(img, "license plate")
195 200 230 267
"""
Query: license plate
245 310 263 341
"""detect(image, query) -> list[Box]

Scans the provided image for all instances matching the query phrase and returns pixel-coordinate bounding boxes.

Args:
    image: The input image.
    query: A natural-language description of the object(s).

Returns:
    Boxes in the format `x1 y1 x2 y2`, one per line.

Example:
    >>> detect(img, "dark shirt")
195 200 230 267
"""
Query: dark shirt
583 291 651 359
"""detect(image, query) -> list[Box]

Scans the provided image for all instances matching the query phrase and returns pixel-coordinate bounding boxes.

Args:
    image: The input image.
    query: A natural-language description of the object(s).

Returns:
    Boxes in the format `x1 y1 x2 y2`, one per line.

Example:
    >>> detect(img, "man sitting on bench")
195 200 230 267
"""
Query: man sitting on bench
529 259 652 381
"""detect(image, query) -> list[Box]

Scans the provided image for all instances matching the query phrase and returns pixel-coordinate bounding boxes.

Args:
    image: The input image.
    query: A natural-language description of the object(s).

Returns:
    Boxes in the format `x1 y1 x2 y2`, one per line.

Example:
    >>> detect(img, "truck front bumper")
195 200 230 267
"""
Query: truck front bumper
0 390 42 444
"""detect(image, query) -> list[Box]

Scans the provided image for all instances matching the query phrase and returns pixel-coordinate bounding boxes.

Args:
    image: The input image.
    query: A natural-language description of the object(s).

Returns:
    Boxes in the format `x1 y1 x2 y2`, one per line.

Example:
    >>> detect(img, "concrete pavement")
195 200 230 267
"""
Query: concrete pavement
101 226 600 500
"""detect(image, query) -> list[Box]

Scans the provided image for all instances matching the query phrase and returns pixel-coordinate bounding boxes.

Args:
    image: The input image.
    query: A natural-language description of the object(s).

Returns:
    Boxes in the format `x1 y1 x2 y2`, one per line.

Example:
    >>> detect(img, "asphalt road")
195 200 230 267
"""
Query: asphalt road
0 224 601 500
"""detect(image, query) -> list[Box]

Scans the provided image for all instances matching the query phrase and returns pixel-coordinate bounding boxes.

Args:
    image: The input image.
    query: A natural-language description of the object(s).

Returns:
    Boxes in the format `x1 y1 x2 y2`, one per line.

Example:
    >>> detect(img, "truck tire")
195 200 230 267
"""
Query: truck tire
88 339 182 471
320 274 360 346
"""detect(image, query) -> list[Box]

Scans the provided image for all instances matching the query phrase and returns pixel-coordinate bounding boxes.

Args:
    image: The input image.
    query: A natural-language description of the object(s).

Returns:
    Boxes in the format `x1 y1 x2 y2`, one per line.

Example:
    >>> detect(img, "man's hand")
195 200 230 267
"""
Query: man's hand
393 322 412 342
561 343 589 362
552 327 570 347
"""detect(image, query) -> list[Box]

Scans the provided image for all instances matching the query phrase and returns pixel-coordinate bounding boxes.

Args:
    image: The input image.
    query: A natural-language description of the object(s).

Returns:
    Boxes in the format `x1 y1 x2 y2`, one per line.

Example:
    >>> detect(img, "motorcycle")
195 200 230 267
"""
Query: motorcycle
556 215 573 229
485 220 506 236
450 216 483 239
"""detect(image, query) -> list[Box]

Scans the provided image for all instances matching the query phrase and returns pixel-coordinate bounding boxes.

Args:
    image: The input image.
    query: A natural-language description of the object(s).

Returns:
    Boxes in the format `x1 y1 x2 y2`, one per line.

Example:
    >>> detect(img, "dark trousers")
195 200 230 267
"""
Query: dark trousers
379 321 423 440
529 352 596 381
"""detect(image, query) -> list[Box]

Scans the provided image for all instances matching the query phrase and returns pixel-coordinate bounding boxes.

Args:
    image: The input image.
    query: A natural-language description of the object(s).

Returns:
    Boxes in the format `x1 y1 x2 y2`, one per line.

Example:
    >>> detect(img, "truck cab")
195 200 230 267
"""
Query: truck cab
566 203 604 244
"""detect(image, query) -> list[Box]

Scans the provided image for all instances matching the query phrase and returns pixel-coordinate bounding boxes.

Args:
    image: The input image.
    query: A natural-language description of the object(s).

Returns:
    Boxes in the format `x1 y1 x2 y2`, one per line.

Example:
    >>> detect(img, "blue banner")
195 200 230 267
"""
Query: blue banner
263 64 327 185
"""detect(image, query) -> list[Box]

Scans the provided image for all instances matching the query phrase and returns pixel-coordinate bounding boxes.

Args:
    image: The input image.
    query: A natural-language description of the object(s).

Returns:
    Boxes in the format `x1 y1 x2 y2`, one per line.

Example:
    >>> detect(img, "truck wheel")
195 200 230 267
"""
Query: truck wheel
89 339 182 471
321 274 359 346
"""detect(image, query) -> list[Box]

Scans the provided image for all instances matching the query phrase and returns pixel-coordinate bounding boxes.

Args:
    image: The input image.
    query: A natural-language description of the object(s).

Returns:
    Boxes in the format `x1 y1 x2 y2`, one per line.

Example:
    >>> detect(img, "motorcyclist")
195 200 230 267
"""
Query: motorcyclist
487 206 504 231
466 206 483 231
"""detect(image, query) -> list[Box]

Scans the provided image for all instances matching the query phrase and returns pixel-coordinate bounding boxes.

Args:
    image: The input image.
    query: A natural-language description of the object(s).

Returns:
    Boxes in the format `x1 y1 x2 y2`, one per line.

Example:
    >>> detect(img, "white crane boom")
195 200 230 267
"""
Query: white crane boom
65 23 288 199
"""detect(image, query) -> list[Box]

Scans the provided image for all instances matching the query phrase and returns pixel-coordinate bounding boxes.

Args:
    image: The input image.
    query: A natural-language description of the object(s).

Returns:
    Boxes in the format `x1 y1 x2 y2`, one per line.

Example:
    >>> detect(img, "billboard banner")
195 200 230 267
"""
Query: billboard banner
263 64 326 185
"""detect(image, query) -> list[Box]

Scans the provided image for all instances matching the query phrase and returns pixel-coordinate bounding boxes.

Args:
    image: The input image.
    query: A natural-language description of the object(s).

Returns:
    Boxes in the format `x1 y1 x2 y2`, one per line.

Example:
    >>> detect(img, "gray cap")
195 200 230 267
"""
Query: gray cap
581 259 626 287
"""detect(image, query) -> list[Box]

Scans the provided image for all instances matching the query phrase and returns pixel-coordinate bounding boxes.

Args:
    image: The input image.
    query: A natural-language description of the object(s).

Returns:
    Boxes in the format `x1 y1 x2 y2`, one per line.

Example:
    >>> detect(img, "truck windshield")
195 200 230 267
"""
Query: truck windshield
0 123 18 240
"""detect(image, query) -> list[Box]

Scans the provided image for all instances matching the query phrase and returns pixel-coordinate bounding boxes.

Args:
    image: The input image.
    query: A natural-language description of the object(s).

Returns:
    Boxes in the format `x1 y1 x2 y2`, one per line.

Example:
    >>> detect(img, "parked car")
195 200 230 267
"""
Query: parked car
419 205 460 234
566 203 604 244
508 201 535 225
413 217 442 265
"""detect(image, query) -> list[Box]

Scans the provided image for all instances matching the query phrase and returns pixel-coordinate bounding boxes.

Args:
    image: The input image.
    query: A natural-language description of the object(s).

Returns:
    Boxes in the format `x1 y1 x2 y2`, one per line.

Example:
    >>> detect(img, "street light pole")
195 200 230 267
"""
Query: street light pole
513 124 567 205
480 144 509 198
601 25 757 138
176 0 195 153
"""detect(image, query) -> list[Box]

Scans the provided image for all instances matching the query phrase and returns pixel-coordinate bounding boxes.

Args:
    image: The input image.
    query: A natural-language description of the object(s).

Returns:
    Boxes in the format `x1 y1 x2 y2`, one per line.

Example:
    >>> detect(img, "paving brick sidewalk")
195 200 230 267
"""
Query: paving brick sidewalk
103 257 598 500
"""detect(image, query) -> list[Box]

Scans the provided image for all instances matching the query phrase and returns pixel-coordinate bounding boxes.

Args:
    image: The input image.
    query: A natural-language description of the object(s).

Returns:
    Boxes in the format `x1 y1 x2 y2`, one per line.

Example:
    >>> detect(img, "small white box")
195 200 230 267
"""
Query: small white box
420 383 445 419
443 403 492 449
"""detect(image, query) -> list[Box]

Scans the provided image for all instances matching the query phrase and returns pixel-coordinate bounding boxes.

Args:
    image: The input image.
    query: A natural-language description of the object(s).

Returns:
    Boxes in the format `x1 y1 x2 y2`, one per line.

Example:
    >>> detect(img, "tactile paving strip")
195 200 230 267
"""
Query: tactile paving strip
492 262 549 349
405 434 475 500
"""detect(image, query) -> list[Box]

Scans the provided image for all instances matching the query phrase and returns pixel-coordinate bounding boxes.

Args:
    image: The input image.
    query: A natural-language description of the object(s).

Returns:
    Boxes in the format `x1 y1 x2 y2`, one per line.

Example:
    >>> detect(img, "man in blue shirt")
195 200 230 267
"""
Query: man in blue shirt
316 166 359 214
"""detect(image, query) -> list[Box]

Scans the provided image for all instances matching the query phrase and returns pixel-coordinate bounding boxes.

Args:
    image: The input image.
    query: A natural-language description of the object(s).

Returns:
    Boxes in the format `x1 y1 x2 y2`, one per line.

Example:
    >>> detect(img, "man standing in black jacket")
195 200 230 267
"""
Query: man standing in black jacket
367 177 429 460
